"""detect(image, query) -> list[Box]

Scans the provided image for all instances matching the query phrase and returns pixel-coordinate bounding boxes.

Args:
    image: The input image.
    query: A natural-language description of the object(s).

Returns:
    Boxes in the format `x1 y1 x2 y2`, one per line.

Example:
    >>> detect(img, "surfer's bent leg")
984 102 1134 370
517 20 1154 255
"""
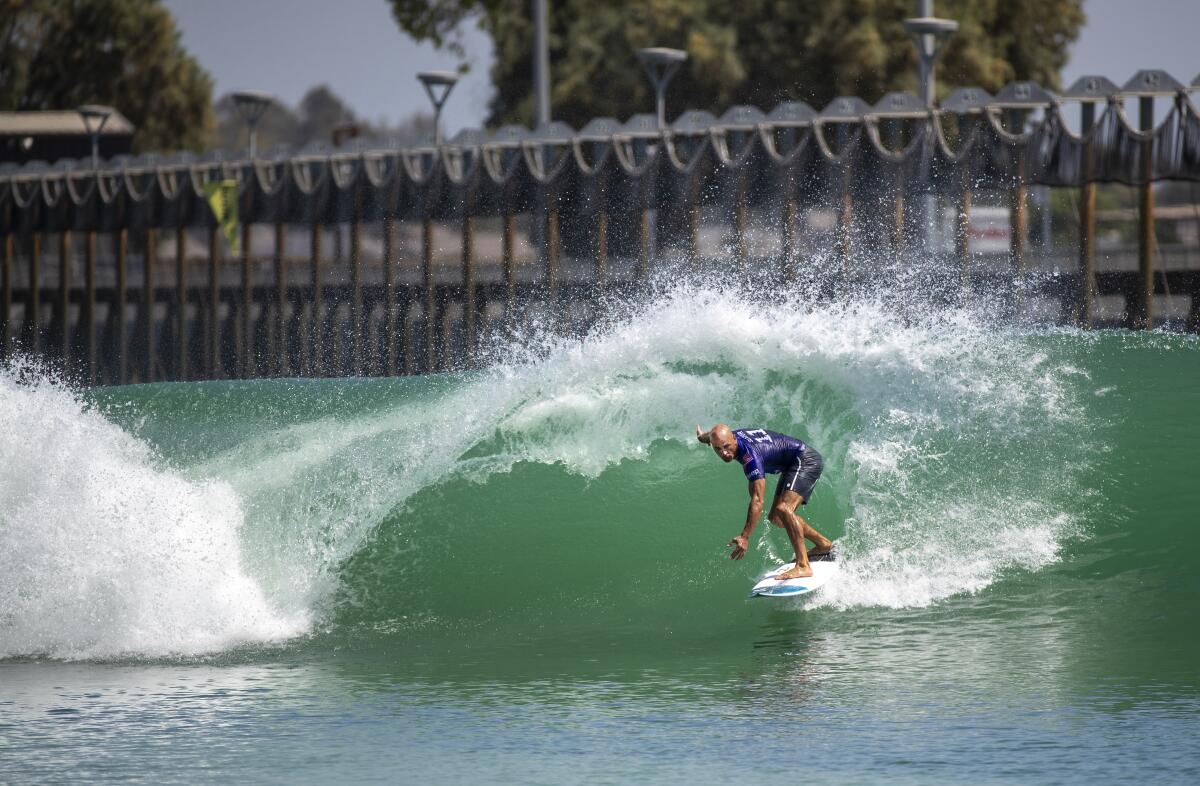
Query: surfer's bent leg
771 454 832 580
769 496 813 579
782 450 831 550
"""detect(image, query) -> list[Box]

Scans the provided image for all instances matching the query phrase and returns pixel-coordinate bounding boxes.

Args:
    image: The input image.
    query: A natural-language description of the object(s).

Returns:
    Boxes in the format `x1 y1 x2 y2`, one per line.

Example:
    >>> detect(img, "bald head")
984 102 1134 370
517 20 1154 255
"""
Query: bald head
706 423 738 462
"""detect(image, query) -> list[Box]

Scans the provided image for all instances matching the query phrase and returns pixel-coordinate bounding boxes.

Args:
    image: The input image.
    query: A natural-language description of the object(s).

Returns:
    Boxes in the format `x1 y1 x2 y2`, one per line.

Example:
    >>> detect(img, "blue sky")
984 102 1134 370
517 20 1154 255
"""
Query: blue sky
165 0 1199 135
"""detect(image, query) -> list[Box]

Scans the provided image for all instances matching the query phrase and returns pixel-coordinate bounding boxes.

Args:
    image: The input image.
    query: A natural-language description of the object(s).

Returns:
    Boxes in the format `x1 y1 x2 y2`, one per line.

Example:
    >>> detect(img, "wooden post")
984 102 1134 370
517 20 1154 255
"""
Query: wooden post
1002 109 1027 319
350 212 363 376
402 291 415 376
735 192 749 267
1133 95 1156 329
439 302 453 371
115 229 127 383
892 180 905 255
423 218 436 373
142 228 156 382
502 214 516 316
957 187 972 288
28 232 41 354
307 221 323 376
2 230 13 359
57 230 71 365
1135 178 1155 329
208 225 221 380
273 222 287 377
462 214 476 365
1076 182 1096 327
638 209 651 283
838 188 853 280
889 121 905 256
595 211 609 294
1010 180 1027 313
957 118 978 292
383 217 398 376
175 226 187 380
782 199 798 282
545 208 559 309
240 223 253 378
689 204 701 266
1076 102 1097 329
84 231 96 384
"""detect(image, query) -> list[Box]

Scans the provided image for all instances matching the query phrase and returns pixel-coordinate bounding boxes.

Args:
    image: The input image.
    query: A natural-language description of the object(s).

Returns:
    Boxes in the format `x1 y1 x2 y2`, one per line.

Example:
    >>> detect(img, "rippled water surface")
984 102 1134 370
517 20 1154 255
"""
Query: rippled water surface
3 289 1198 783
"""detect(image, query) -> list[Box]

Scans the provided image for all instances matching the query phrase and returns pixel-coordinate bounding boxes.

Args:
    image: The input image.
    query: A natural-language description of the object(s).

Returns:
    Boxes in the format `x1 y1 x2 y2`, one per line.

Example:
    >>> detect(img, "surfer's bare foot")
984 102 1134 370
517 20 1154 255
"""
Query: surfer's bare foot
807 544 833 558
777 564 813 580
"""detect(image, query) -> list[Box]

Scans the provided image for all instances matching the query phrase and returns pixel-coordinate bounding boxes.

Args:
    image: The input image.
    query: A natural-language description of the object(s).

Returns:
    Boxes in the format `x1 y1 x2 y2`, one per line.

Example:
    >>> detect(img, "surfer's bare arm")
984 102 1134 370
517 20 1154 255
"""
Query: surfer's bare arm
696 425 710 444
729 478 765 560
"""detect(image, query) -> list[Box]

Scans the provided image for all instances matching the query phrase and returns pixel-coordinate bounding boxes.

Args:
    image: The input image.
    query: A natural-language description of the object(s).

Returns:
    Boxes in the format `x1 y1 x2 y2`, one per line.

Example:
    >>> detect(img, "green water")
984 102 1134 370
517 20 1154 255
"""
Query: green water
1 290 1198 784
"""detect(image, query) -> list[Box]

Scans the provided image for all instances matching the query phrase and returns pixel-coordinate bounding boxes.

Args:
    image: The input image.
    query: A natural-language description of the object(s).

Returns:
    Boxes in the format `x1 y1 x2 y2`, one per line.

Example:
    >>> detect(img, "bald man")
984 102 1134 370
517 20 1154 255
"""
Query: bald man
696 424 833 580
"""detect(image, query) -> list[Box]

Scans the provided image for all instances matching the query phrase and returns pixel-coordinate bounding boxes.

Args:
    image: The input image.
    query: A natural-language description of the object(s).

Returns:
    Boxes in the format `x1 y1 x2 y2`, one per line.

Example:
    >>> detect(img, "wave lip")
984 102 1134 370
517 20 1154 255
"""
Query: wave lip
0 362 307 660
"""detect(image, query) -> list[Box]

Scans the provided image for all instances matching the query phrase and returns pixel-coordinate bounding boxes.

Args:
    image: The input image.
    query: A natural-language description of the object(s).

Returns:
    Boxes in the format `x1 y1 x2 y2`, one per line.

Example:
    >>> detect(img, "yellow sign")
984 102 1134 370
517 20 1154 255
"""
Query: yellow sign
203 179 240 255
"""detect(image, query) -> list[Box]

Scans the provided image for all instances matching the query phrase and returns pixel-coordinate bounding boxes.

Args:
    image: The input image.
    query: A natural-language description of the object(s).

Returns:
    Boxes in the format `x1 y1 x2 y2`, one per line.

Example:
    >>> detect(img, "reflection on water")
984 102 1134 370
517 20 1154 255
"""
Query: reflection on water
5 587 1198 785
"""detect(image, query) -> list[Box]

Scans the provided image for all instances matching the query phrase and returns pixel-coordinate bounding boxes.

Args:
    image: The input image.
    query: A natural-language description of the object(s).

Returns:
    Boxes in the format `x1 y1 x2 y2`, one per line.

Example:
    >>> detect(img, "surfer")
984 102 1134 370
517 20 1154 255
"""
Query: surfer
696 424 833 580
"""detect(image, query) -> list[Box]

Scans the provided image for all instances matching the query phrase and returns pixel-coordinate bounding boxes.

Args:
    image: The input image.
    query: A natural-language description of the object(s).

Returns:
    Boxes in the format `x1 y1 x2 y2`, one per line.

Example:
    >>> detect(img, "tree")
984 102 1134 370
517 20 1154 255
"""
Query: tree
213 84 437 153
0 0 214 153
297 86 358 147
388 0 1085 129
213 93 301 153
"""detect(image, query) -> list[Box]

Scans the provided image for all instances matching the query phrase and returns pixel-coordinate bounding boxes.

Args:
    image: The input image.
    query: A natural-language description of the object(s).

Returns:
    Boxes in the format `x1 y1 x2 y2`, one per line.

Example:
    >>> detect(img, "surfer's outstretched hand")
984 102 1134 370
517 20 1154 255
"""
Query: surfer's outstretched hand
729 535 749 560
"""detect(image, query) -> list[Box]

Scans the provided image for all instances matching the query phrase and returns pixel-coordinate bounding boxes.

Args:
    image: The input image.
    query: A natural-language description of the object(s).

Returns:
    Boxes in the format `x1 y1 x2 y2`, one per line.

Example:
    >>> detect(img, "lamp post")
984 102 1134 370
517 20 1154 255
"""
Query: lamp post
636 48 688 130
77 104 115 170
904 0 958 108
904 1 956 255
533 0 550 126
417 71 460 146
230 90 274 159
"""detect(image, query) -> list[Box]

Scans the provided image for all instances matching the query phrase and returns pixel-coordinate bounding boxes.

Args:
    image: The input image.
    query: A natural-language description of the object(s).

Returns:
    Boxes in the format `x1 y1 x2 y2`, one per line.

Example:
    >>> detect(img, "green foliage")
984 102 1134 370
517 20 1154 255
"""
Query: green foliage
0 0 214 152
213 85 436 153
388 0 1084 129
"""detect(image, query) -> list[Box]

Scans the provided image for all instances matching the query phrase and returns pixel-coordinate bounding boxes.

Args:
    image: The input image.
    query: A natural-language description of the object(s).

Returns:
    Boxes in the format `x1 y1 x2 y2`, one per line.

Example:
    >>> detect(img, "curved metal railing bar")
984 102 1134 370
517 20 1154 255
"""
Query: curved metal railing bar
569 137 615 176
709 126 762 168
520 140 576 184
40 172 67 208
481 144 525 185
65 169 98 204
156 162 184 200
611 134 661 177
362 151 399 188
930 111 990 161
186 161 221 199
96 166 124 204
2 77 1200 223
1107 97 1180 141
329 155 361 190
290 156 330 196
982 107 1042 144
11 176 44 210
660 130 713 173
441 146 485 186
400 148 440 185
756 125 814 166
811 121 864 164
862 116 933 163
122 164 157 203
252 157 289 196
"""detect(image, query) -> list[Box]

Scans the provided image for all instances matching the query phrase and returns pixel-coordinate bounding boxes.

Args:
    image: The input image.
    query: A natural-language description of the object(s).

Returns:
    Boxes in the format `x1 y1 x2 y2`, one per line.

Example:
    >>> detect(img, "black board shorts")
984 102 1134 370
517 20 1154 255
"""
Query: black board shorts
775 448 823 504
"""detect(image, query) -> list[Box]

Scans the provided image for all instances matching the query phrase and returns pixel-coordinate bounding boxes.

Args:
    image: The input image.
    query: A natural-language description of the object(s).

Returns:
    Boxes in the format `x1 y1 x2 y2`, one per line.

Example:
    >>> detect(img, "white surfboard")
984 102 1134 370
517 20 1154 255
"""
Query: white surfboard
750 554 840 598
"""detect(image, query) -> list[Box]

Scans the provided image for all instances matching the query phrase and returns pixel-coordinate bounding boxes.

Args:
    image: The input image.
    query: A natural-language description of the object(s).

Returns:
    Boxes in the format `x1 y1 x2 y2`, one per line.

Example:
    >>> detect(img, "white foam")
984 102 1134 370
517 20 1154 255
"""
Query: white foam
477 286 1093 609
0 279 1097 655
0 361 307 659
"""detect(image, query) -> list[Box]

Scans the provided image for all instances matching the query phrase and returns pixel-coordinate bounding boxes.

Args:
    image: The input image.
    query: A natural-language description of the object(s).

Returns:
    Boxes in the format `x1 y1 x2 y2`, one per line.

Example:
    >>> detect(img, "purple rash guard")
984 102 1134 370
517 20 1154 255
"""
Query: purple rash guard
733 428 808 482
